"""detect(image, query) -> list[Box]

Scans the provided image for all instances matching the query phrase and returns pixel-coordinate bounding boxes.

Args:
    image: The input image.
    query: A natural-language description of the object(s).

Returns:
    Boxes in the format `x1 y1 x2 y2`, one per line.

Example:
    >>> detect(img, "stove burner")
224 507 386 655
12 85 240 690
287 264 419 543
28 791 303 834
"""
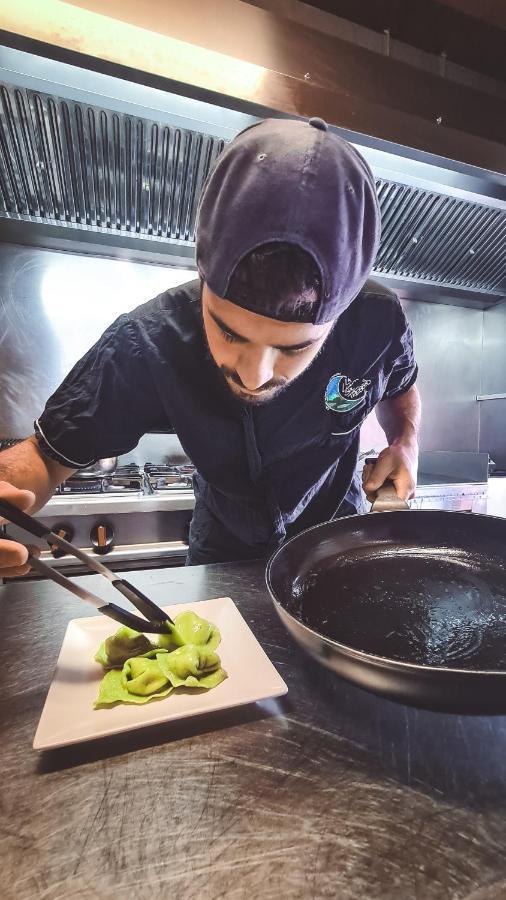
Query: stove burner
57 463 194 495
58 464 144 495
144 462 195 491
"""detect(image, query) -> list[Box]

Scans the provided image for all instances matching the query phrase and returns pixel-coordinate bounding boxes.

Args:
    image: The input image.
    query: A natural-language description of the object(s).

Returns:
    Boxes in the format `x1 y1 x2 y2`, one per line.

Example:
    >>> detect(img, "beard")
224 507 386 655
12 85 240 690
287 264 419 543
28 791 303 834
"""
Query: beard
219 365 289 406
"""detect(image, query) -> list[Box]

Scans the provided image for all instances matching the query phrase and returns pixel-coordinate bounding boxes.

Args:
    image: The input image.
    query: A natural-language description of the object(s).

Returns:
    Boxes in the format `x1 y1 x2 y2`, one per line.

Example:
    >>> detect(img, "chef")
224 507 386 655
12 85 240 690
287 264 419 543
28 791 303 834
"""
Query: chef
0 117 420 574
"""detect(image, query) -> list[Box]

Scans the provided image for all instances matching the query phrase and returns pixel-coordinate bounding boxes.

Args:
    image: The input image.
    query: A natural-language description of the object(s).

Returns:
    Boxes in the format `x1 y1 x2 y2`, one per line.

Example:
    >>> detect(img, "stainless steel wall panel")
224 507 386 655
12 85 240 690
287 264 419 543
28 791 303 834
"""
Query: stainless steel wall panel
361 297 484 454
478 300 506 466
0 243 195 438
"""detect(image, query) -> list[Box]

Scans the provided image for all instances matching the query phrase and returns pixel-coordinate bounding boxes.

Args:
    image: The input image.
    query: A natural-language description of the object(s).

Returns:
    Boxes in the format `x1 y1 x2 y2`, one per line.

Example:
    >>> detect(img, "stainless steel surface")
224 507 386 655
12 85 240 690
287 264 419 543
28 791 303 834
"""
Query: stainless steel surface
57 463 144 495
361 299 485 455
37 490 195 517
0 44 256 141
0 81 225 243
84 457 117 475
417 449 489 483
479 402 506 471
37 540 189 572
144 463 194 491
5 504 192 573
404 299 484 452
4 560 506 897
375 180 506 296
480 299 506 395
412 483 487 514
0 44 505 305
479 299 506 467
477 393 506 401
28 552 110 609
0 242 193 437
376 276 504 311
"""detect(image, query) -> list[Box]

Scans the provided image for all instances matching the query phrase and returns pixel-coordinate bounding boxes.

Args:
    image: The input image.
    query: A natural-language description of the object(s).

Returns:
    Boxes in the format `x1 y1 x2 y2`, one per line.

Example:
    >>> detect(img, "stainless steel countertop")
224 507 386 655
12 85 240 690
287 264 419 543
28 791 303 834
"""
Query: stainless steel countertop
2 561 506 898
38 489 195 517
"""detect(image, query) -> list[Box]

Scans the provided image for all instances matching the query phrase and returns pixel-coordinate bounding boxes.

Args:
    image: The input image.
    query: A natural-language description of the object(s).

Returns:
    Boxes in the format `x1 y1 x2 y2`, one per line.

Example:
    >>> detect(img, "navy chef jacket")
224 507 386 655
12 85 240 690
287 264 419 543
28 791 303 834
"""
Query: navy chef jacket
35 278 417 564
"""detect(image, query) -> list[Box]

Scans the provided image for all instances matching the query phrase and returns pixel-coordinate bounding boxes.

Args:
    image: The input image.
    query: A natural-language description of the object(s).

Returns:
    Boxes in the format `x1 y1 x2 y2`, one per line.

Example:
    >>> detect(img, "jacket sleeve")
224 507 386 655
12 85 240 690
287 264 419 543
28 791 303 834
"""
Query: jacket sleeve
381 303 418 400
35 315 168 468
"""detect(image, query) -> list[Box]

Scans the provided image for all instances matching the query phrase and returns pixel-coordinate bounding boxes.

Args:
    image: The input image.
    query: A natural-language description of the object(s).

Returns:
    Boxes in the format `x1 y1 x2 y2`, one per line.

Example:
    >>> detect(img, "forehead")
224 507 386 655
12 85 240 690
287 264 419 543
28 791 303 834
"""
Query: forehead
203 283 330 344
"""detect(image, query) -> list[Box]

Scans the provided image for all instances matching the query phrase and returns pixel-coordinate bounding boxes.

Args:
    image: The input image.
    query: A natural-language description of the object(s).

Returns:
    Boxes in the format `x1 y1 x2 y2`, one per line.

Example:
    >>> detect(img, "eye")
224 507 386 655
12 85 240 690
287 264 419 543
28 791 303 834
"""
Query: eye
221 330 238 344
280 345 309 357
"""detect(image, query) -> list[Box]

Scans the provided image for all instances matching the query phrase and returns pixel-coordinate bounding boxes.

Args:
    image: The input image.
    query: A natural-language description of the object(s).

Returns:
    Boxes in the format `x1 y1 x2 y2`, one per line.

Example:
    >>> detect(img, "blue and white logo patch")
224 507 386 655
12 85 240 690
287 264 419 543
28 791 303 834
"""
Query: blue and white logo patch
324 373 371 413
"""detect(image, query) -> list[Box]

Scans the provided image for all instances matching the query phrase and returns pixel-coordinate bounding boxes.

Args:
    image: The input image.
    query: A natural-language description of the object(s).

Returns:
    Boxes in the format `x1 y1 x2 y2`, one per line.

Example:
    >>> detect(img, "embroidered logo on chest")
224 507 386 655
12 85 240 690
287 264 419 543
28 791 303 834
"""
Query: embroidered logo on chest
324 373 371 413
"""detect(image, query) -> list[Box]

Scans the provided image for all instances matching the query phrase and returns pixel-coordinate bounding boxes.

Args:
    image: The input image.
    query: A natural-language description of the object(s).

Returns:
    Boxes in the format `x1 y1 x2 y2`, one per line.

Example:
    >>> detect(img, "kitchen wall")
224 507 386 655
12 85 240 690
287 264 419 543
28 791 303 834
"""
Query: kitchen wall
0 241 501 464
478 300 506 468
0 243 194 462
360 297 484 455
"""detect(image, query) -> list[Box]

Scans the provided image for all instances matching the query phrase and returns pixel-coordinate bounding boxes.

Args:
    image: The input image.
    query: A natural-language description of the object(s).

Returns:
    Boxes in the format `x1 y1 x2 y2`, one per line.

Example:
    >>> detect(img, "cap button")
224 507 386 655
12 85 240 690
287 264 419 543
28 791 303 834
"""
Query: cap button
309 117 328 131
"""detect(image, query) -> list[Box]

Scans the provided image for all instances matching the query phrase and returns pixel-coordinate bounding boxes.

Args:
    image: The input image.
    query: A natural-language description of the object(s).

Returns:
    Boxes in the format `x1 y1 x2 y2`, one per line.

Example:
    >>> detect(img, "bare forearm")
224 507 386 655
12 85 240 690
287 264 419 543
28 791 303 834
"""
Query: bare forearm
363 385 421 502
376 385 421 450
0 435 75 511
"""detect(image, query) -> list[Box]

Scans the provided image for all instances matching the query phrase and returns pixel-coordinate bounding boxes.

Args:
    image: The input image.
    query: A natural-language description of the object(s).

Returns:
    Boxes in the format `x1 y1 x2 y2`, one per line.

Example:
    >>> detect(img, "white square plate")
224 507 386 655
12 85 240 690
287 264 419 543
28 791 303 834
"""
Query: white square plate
33 597 287 750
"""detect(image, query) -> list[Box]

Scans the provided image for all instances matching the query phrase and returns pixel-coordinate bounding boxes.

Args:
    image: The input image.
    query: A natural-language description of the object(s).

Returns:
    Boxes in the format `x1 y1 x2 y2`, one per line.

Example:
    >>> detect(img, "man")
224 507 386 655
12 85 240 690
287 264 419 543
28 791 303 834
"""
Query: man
0 117 420 575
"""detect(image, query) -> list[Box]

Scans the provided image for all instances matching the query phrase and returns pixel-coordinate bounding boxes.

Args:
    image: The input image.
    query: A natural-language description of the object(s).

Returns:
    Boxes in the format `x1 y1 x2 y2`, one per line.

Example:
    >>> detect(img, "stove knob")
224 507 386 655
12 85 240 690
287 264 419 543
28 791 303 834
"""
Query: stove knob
49 523 74 558
90 523 114 555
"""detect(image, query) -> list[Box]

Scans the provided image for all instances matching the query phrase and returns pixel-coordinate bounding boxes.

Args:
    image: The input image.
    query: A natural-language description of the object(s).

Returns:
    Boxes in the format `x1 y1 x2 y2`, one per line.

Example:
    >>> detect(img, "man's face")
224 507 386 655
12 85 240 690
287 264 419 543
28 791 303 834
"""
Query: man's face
202 283 333 405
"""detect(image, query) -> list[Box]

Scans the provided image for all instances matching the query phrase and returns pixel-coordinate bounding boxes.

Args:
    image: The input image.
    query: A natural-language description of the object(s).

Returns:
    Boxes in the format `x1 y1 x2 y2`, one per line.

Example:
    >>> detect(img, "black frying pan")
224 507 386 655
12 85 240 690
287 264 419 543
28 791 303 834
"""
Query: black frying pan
266 485 506 714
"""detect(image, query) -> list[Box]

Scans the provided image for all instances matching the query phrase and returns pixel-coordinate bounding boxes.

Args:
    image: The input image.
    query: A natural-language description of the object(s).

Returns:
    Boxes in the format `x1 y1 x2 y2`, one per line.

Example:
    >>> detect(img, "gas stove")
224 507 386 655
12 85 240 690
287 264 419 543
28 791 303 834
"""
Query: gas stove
144 462 195 492
56 463 195 496
5 461 197 575
57 463 144 495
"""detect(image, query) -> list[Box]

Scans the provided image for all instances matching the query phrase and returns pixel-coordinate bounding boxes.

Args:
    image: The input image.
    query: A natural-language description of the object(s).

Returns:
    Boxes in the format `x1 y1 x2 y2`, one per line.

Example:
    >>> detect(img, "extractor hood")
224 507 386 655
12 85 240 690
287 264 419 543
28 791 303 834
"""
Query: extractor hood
0 0 505 309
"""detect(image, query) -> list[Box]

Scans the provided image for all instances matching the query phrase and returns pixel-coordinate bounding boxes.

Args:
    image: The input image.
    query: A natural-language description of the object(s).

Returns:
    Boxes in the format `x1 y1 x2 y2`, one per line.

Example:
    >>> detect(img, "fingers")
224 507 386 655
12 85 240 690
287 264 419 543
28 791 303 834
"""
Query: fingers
0 537 28 568
0 481 36 522
362 453 416 503
362 456 393 494
1 562 33 579
0 541 40 579
391 471 416 501
0 482 38 577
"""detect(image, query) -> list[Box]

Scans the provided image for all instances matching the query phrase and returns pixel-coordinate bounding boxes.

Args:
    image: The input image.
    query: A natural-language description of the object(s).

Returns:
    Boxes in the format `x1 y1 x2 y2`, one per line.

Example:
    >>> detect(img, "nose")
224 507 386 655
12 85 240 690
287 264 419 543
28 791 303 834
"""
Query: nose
235 347 275 392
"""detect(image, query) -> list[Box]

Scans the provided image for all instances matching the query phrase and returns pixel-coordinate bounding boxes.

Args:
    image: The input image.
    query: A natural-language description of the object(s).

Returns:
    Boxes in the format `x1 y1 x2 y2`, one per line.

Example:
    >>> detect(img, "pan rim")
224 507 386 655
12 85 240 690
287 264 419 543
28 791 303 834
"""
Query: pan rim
265 508 506 677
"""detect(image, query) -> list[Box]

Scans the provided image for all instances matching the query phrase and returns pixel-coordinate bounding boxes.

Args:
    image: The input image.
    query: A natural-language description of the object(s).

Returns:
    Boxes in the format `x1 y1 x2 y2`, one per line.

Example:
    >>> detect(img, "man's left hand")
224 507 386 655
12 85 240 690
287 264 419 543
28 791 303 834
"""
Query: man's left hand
362 442 418 503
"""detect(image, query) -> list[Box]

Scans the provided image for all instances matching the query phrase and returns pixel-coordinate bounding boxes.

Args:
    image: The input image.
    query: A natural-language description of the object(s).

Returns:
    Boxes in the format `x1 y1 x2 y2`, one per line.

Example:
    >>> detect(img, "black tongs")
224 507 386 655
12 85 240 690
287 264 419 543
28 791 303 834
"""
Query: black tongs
0 498 173 633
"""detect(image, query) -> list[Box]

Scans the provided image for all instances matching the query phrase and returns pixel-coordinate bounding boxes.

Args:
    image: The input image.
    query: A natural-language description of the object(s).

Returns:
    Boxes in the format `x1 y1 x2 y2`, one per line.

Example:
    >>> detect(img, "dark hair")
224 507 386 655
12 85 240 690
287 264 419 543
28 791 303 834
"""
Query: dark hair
227 242 321 322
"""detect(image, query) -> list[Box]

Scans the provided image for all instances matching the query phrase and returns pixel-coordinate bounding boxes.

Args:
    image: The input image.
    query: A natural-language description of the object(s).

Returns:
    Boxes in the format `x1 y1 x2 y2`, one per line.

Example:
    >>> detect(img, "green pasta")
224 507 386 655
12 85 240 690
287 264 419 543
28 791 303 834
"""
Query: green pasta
156 610 221 652
95 669 174 707
94 610 227 708
122 657 170 695
94 625 153 668
156 645 226 689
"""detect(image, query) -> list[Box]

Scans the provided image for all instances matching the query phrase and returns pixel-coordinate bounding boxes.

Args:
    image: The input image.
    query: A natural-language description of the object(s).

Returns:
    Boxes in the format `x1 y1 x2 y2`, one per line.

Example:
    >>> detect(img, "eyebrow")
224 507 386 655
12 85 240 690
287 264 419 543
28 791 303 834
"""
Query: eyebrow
209 310 319 352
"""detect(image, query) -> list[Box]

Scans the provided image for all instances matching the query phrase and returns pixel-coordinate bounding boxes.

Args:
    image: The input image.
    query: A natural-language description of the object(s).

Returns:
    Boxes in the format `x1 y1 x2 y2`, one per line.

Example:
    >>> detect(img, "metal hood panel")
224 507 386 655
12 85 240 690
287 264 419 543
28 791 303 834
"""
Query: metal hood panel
1 80 505 304
375 180 506 295
0 26 505 309
0 83 225 243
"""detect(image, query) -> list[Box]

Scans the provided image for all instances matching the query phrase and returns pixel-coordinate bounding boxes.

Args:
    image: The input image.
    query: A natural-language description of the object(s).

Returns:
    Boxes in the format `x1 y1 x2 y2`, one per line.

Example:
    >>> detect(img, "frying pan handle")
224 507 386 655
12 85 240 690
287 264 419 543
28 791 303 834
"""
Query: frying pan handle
364 458 410 513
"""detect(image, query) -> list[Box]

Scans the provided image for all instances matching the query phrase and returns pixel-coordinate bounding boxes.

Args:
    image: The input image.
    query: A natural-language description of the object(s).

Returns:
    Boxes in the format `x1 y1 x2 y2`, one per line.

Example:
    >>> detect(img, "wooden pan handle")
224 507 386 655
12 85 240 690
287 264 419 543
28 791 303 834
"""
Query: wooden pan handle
364 458 410 513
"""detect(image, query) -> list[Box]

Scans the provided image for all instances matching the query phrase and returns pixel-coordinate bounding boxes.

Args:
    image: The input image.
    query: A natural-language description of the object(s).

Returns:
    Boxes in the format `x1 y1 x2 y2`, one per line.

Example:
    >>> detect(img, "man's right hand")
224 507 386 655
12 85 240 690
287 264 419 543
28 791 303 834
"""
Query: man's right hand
0 481 39 578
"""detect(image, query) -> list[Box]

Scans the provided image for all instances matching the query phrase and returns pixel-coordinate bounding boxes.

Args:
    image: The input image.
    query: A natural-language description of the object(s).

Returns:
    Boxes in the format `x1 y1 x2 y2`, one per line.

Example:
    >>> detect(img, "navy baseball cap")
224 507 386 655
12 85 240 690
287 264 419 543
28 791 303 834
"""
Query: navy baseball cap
196 117 381 325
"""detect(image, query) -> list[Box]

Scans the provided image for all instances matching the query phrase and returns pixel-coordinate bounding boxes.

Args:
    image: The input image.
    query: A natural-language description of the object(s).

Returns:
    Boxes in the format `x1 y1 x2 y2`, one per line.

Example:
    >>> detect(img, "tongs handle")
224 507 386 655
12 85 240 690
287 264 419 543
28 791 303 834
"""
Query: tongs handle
0 497 173 630
0 498 49 538
27 554 170 633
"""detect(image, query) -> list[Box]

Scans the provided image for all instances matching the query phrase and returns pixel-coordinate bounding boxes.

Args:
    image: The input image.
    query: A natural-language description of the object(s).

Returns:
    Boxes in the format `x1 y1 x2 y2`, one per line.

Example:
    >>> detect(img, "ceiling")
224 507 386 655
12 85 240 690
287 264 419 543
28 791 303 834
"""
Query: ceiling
297 0 506 82
435 0 506 30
